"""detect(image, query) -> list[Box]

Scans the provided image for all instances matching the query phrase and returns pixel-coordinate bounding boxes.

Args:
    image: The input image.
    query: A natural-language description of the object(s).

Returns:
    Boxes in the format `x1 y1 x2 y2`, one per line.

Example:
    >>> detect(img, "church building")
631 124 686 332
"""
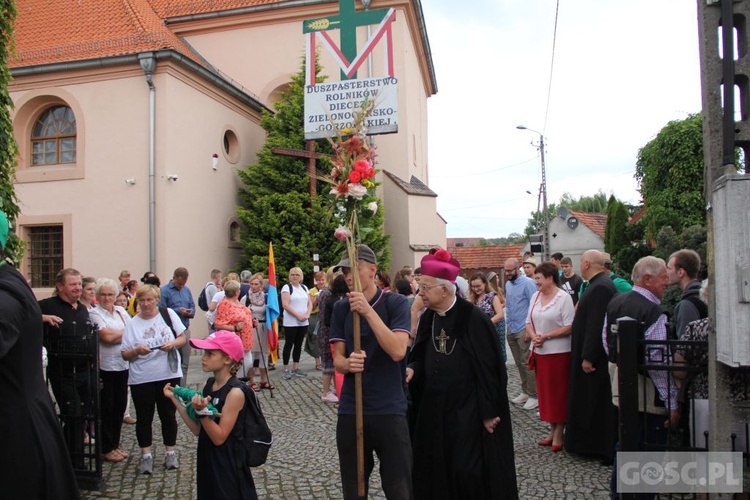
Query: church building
9 0 445 303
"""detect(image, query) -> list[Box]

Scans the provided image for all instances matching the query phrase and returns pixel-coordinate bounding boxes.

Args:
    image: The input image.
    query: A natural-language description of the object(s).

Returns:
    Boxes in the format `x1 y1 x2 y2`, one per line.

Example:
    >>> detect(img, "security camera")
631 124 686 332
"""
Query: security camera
167 175 178 181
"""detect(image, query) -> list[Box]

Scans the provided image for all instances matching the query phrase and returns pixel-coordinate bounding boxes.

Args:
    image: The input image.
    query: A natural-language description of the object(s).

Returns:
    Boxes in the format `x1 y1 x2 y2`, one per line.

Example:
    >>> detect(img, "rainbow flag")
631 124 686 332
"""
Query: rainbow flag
266 242 280 363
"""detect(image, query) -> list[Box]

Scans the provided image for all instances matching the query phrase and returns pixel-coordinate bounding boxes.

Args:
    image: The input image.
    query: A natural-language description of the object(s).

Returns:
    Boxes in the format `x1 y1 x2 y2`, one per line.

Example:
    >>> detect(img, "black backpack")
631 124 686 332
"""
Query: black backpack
225 378 273 468
198 283 211 311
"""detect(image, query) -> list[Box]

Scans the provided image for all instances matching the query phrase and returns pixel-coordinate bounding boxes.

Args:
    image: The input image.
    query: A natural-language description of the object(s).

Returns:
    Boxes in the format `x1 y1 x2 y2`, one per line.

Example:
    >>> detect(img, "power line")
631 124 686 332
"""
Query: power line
542 0 560 134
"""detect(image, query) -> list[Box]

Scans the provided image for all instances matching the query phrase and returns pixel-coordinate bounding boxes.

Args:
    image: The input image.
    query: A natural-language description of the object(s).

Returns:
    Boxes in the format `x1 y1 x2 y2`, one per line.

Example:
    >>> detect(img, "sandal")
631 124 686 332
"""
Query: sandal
249 382 261 392
315 364 323 371
103 450 124 463
259 381 276 390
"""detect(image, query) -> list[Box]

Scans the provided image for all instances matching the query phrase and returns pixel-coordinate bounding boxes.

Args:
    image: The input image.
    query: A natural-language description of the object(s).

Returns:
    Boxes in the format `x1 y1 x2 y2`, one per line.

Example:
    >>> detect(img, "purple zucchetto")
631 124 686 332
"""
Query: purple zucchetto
420 248 460 284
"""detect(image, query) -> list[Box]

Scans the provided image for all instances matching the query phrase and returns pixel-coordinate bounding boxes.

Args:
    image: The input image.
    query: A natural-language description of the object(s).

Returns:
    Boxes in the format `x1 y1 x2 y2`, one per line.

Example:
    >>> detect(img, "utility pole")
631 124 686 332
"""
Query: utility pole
539 135 550 261
517 125 550 260
697 0 750 486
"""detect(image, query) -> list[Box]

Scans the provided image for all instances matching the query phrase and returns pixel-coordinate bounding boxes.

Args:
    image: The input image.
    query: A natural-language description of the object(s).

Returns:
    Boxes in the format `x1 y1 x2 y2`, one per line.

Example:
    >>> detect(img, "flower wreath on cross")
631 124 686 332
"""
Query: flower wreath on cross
320 98 380 283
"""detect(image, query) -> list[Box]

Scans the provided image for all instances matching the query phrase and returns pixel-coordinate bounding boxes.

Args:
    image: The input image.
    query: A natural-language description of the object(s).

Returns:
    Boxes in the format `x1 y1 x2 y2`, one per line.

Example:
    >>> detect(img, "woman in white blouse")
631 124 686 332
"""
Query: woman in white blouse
89 278 131 462
281 267 312 380
526 261 575 452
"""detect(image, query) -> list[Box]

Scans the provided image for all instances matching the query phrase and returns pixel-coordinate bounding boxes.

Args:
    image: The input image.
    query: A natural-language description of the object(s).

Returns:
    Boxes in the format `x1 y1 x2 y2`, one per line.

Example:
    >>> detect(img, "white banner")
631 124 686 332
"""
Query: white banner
304 77 398 140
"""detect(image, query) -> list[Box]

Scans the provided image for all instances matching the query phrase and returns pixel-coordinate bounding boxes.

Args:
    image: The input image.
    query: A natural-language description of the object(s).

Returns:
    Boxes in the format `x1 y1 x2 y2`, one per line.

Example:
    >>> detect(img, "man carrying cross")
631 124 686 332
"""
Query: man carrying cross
329 244 413 499
407 249 518 500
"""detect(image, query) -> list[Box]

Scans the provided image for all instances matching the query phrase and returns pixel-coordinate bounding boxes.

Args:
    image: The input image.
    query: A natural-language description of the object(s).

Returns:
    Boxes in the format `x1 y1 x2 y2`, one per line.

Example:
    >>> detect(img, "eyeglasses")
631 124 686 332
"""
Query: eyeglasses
503 268 518 274
418 283 444 292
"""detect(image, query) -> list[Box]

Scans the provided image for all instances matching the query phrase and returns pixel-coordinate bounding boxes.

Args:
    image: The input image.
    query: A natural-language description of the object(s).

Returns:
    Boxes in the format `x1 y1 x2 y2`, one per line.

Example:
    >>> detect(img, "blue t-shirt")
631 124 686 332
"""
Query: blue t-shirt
505 275 538 333
329 288 410 416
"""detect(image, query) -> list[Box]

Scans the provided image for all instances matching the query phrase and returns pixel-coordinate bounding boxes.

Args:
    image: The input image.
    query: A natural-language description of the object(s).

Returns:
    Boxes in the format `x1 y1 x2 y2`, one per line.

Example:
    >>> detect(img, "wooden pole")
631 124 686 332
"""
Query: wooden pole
350 254 365 497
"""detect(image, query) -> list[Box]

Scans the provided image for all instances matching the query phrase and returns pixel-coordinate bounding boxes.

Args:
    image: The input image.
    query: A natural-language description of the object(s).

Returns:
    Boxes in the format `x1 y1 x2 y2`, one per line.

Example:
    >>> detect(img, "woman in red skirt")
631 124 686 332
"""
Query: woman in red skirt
526 261 575 451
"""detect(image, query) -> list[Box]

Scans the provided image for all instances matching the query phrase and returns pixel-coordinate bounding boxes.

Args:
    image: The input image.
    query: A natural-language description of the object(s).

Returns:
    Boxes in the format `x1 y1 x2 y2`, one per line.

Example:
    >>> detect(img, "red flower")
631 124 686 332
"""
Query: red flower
353 159 369 172
364 167 375 179
349 170 362 183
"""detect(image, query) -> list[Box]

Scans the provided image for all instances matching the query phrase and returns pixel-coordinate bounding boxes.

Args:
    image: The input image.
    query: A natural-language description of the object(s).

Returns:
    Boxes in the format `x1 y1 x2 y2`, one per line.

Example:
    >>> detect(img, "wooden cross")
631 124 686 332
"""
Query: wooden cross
271 141 333 199
303 0 389 80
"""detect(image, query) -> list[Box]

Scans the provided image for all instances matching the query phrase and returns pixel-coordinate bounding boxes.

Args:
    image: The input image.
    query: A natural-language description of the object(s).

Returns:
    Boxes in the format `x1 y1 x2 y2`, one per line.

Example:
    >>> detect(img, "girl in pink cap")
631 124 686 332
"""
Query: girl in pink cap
164 330 258 499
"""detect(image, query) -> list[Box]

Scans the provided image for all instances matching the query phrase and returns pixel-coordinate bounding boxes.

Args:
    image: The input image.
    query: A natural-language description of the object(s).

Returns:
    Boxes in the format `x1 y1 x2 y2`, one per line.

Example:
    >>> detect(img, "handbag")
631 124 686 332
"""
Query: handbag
527 346 536 371
526 293 542 371
159 307 180 374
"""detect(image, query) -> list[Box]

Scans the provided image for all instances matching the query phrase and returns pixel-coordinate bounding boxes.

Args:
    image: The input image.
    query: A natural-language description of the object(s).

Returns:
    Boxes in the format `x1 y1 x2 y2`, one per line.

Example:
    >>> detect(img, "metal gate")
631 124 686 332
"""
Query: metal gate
45 320 103 491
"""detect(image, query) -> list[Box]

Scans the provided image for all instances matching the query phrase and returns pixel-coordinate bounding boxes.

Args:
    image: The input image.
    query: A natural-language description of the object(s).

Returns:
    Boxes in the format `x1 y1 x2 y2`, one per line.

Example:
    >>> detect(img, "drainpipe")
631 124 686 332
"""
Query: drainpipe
139 53 157 273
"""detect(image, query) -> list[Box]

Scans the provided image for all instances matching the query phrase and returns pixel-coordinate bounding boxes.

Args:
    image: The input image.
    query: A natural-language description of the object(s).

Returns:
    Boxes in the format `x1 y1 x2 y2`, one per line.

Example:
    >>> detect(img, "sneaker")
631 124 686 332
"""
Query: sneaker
510 393 529 405
293 369 307 378
282 370 292 380
322 392 339 403
523 397 538 410
165 452 179 470
140 455 153 475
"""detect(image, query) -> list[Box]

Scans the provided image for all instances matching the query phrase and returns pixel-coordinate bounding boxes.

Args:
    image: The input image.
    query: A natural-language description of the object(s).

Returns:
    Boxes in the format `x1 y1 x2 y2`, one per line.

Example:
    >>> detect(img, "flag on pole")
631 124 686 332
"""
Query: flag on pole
266 242 280 363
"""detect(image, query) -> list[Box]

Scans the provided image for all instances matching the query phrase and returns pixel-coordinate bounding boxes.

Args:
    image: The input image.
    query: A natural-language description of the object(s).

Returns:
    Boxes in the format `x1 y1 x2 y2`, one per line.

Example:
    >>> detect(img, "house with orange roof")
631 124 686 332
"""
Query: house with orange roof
522 207 608 272
9 0 445 323
451 243 525 282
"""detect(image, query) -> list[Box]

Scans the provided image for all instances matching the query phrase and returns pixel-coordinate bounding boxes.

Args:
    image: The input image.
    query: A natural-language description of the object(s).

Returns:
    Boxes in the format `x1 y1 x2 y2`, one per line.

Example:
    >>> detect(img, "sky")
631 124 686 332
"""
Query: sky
419 0 703 238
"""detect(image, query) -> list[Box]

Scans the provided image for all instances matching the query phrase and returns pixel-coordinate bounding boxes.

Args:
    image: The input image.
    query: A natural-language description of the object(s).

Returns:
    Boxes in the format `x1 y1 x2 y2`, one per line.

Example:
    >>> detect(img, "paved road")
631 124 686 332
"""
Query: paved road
81 349 611 499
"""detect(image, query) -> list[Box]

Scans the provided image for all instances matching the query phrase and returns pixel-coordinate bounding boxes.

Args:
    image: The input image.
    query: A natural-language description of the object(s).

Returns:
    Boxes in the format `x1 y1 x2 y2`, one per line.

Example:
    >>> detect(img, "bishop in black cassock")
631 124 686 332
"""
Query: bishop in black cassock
407 249 518 500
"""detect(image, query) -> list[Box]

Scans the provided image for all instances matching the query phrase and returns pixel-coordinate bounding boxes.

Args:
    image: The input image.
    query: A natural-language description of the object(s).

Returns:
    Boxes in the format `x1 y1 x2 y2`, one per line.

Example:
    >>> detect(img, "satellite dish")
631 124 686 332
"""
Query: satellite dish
558 207 570 220
567 217 579 230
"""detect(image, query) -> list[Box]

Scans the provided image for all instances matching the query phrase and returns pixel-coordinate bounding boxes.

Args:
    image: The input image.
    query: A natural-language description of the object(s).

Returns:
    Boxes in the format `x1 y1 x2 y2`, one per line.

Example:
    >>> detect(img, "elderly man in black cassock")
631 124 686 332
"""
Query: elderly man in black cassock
407 249 518 500
564 249 618 464
0 211 80 500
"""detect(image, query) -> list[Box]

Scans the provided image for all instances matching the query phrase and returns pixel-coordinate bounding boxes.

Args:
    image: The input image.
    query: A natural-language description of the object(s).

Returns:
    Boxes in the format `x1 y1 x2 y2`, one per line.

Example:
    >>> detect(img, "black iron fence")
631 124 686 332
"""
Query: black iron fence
616 317 708 500
44 320 103 491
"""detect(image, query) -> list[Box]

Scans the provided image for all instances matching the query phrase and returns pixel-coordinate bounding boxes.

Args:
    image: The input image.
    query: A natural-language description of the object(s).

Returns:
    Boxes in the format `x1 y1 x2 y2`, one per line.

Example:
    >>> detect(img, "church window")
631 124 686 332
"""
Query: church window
31 106 77 165
27 225 63 288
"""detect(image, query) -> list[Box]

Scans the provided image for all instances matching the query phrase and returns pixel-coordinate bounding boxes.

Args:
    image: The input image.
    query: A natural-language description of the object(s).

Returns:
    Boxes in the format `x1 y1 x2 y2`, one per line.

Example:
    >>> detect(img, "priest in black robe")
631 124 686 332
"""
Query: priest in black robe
0 211 80 499
565 249 618 462
407 249 518 500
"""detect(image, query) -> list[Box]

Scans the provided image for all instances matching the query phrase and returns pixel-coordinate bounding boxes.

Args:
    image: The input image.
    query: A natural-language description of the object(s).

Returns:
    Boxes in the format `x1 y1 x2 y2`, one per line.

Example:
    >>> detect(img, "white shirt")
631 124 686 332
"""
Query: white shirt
90 304 130 371
282 283 309 327
121 308 185 384
206 290 226 326
526 288 575 355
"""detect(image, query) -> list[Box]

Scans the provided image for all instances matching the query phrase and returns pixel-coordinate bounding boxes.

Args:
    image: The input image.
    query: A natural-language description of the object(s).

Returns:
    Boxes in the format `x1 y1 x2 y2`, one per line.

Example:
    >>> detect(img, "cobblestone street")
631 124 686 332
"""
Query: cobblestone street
81 350 611 499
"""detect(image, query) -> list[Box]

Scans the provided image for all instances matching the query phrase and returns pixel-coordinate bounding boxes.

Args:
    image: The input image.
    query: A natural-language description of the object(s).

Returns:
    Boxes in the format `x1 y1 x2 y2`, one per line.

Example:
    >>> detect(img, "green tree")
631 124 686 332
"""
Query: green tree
235 62 390 279
604 195 629 255
611 220 651 280
0 0 22 264
635 114 705 239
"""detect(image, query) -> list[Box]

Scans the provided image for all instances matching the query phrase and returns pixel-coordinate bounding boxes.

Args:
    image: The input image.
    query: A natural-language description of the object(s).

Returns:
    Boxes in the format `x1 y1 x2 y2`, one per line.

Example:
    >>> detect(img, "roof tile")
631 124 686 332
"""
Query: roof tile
11 0 227 68
568 209 607 239
450 244 525 271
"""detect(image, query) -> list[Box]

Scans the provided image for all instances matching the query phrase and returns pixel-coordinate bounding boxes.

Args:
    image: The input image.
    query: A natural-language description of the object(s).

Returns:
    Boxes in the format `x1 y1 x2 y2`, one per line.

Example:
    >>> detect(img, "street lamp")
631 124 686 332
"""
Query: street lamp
517 125 550 260
525 185 543 234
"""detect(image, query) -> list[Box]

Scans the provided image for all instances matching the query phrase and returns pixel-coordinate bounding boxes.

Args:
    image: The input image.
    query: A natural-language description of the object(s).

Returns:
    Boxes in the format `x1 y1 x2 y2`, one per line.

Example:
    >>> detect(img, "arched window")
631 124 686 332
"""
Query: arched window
31 106 77 165
229 221 241 244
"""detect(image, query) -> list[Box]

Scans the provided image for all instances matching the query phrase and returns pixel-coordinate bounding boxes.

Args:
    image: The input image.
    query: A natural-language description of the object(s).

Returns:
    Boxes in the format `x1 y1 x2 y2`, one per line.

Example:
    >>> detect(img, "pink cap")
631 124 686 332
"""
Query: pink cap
420 248 461 283
190 330 244 363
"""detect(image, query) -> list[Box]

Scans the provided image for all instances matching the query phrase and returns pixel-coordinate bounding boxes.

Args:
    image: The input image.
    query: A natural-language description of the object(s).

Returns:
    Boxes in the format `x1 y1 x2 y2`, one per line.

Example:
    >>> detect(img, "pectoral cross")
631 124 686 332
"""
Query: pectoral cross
435 329 451 354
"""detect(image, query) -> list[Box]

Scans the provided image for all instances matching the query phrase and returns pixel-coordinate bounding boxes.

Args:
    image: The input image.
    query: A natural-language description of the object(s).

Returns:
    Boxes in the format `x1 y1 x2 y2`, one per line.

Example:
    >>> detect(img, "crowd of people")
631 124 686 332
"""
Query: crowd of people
1 197 731 500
